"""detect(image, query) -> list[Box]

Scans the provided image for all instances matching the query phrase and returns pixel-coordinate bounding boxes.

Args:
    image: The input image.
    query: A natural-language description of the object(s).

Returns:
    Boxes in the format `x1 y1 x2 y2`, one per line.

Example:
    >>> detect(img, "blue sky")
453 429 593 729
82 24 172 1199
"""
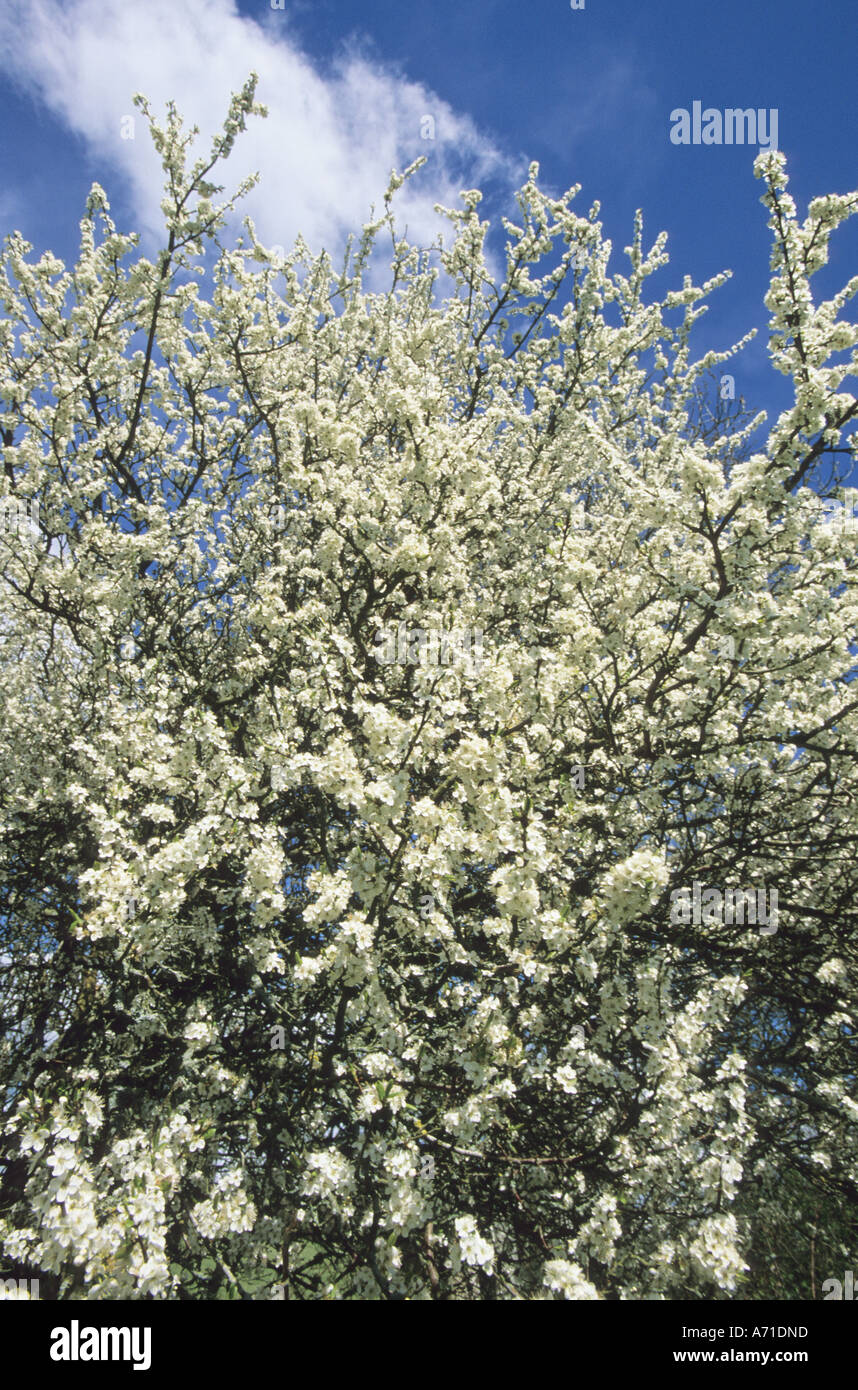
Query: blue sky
0 0 855 435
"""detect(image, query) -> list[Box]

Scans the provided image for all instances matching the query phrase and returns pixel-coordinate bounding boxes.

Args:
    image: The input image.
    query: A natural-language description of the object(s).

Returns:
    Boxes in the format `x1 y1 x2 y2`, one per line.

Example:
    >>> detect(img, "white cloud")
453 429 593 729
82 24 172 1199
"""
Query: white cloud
0 0 518 262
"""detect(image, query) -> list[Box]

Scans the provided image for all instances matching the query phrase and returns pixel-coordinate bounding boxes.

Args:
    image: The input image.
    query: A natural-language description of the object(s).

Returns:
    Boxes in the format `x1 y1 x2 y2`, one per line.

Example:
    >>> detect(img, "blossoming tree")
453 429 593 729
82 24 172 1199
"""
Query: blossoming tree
1 77 856 1300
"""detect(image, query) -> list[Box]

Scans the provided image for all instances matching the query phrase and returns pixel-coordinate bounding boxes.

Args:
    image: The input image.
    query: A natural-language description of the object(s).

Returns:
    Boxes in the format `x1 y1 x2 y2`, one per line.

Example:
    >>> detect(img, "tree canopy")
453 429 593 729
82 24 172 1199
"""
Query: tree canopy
1 76 856 1300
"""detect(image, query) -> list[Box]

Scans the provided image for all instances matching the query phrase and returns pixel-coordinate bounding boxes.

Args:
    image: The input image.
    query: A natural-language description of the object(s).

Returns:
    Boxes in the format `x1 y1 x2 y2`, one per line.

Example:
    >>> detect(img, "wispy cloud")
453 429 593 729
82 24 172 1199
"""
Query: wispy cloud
0 0 519 259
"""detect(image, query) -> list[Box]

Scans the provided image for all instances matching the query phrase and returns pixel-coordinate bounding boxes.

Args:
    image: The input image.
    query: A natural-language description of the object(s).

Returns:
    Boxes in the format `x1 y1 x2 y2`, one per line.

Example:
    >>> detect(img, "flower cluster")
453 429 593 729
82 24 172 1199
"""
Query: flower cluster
0 83 855 1301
